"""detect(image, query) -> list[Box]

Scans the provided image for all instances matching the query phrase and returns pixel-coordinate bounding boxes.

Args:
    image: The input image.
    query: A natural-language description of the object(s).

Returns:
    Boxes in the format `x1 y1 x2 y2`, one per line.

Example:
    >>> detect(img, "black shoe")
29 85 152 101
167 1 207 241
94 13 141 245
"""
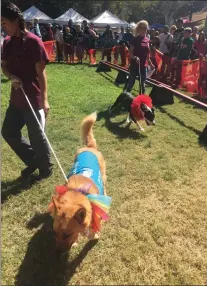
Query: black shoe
37 165 53 181
21 165 38 178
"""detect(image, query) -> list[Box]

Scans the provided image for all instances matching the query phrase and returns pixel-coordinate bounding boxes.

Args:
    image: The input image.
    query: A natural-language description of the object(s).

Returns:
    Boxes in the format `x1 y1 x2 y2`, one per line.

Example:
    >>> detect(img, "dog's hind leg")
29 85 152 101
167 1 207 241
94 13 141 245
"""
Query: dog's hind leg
125 114 132 124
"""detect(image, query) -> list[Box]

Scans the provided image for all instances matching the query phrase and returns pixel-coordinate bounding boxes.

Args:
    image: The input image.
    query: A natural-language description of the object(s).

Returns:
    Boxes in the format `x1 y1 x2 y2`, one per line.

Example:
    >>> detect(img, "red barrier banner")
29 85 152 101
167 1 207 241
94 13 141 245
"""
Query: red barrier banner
112 45 129 67
153 49 207 97
154 49 163 72
180 59 200 93
198 59 207 98
89 49 96 65
43 41 56 62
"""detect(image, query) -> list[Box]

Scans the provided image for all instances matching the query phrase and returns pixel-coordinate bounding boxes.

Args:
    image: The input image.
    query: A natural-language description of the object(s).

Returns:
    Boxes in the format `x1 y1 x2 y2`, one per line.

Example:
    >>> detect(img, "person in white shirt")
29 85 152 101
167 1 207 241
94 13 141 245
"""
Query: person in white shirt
159 25 173 79
54 25 64 62
159 25 173 54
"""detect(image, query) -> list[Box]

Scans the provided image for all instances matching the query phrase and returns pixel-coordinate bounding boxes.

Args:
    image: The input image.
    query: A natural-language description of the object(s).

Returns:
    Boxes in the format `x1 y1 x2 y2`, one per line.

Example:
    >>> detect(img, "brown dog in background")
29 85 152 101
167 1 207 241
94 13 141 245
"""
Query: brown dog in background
48 112 108 251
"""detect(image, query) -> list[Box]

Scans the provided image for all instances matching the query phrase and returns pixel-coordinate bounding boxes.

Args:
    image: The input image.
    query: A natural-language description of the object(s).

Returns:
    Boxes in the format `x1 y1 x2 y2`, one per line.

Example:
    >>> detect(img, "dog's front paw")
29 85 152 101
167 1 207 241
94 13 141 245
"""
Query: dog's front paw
138 127 144 131
88 231 100 241
93 232 100 240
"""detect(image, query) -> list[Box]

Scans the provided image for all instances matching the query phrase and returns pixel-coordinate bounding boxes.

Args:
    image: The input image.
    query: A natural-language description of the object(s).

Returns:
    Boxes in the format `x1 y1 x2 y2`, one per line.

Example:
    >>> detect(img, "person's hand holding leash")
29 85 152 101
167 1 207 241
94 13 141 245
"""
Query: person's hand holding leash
148 59 155 69
9 74 23 90
135 56 140 64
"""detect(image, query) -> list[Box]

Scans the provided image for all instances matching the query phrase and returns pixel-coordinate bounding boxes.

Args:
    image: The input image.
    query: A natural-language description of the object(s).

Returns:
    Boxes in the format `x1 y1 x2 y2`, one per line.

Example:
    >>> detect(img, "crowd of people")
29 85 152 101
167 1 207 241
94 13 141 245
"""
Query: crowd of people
2 10 207 91
1 0 207 182
24 19 100 63
101 19 207 93
150 19 207 89
29 17 207 90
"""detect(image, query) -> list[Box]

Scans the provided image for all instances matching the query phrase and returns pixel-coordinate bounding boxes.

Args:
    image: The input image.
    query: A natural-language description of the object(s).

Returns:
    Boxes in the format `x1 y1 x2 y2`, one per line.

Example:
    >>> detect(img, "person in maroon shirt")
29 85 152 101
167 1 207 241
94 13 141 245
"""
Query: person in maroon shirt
126 20 154 93
1 1 53 180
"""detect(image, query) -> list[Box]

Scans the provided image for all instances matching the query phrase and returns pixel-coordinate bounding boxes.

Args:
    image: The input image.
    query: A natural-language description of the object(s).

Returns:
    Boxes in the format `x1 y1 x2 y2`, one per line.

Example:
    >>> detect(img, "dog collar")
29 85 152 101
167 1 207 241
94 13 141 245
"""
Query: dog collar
53 184 112 232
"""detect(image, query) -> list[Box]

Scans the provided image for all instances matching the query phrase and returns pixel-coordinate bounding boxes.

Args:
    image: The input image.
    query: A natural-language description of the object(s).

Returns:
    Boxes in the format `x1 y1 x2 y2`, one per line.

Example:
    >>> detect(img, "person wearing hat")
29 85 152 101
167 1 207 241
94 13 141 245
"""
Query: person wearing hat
177 27 193 60
171 27 193 88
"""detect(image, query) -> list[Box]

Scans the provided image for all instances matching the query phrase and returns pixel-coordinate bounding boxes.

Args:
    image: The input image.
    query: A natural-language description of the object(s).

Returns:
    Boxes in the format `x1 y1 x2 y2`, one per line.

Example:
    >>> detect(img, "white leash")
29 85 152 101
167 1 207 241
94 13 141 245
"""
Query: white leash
19 85 68 183
138 61 142 94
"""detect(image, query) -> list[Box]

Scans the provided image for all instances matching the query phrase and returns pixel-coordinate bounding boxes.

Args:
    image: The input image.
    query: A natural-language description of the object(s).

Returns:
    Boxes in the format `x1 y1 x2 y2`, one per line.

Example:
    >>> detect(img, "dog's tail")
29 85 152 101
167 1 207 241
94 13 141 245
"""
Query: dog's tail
81 112 97 149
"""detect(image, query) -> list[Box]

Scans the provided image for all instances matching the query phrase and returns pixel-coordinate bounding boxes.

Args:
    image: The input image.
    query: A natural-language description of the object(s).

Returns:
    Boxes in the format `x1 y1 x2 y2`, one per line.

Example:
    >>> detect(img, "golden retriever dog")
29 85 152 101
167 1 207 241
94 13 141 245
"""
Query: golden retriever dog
48 112 111 251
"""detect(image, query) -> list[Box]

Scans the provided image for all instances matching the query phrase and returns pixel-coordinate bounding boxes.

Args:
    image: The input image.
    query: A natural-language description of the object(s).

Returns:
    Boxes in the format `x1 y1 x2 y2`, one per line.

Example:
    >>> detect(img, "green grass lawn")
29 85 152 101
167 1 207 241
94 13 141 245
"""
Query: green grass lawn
1 63 207 285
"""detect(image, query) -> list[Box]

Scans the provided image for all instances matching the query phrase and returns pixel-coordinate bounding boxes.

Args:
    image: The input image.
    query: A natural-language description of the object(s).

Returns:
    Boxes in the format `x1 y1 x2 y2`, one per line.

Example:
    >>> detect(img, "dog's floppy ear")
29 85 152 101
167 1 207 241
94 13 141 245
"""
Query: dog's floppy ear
74 208 86 225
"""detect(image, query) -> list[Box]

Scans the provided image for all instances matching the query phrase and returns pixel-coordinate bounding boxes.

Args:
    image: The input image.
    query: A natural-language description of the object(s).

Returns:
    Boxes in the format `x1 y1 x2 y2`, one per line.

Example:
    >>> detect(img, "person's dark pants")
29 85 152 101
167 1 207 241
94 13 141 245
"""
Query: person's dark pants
175 60 182 86
2 104 52 172
102 49 112 62
160 53 171 78
56 41 63 62
171 59 182 86
126 59 146 94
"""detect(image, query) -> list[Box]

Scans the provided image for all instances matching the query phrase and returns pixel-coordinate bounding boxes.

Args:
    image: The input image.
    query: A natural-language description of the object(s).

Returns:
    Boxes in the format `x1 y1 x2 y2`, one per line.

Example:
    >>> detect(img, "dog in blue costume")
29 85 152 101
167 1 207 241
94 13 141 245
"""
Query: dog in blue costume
49 112 111 251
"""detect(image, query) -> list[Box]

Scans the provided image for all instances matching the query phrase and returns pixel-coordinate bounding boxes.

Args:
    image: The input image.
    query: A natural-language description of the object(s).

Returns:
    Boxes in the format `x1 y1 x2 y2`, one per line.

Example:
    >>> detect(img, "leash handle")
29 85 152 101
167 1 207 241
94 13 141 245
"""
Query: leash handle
20 86 68 184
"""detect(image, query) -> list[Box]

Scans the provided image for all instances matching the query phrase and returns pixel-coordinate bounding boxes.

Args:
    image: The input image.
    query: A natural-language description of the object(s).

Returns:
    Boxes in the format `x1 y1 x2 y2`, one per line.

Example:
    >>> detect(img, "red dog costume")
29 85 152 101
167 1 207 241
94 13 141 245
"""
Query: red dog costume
130 94 153 121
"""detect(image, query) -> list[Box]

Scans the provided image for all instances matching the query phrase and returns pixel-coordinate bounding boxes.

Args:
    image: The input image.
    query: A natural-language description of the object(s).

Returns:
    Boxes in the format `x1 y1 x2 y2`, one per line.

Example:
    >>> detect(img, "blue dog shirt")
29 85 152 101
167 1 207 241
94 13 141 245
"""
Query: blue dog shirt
67 151 104 195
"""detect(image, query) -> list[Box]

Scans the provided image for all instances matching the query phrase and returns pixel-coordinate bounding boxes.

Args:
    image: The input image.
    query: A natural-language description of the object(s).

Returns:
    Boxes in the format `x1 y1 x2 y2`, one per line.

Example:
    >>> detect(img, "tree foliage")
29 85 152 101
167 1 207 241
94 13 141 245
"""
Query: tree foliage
11 0 206 24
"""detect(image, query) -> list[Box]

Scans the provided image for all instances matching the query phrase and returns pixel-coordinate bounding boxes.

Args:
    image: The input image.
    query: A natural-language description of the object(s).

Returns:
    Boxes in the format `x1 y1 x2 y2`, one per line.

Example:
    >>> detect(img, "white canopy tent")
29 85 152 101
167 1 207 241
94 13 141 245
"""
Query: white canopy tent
23 6 53 23
55 8 89 25
90 10 128 28
129 22 136 28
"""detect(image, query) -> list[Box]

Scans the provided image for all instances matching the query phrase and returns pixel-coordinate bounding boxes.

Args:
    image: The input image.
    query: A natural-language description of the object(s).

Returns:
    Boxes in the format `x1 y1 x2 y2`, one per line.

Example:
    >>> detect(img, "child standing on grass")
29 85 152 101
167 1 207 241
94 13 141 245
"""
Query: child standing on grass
75 24 84 64
63 27 74 63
